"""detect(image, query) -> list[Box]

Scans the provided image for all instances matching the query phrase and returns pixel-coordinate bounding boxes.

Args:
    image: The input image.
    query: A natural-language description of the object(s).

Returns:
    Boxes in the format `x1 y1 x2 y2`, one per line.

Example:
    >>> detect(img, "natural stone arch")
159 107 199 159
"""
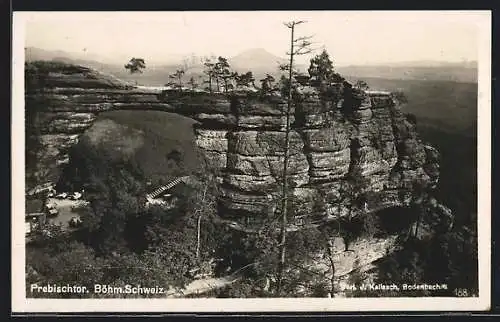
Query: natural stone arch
25 61 441 228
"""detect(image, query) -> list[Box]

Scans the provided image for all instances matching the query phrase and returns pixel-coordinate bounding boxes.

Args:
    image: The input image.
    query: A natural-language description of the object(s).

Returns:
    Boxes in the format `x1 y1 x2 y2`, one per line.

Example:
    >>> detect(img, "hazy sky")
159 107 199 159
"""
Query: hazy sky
19 11 486 66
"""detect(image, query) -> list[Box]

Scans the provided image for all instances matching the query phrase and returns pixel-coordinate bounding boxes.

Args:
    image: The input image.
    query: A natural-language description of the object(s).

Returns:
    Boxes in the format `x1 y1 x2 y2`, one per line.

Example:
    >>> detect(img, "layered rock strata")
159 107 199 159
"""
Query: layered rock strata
25 62 440 228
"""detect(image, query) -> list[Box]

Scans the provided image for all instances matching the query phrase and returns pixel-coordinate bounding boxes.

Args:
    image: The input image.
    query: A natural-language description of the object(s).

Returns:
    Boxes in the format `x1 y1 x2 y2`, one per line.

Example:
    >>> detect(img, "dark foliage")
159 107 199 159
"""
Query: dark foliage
375 225 478 296
29 130 227 294
405 113 418 125
124 58 146 74
418 126 476 229
308 49 343 85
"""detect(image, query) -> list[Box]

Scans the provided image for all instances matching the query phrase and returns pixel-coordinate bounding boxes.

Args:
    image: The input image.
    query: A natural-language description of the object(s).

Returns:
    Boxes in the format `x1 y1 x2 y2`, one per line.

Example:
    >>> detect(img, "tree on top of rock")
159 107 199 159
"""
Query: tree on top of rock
169 69 185 90
124 58 146 74
235 71 256 88
188 76 199 90
202 55 217 93
124 58 146 86
214 56 232 92
392 90 408 105
170 56 198 90
308 49 343 85
259 74 276 95
354 80 370 91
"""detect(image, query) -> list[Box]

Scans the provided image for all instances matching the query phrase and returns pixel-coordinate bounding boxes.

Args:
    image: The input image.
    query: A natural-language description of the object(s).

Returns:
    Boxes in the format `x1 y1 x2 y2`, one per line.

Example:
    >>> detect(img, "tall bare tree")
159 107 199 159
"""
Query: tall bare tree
276 20 314 295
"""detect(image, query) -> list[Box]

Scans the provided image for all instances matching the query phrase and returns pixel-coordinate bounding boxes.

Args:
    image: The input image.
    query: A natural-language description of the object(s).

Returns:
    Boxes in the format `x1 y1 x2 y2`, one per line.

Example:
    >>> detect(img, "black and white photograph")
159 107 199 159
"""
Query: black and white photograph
12 10 491 312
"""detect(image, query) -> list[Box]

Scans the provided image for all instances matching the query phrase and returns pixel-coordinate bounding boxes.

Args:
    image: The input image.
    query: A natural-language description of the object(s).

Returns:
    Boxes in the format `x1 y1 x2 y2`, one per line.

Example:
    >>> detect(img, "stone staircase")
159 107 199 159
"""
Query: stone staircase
146 176 191 200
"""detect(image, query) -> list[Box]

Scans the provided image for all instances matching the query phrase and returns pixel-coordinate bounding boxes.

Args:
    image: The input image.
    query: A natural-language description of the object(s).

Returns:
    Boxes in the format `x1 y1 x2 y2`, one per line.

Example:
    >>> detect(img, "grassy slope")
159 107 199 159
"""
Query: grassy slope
90 110 202 185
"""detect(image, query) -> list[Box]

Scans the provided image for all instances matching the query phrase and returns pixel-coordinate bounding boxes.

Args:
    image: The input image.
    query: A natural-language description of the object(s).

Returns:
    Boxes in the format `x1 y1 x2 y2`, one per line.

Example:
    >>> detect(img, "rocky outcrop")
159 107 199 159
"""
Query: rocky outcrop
25 61 442 230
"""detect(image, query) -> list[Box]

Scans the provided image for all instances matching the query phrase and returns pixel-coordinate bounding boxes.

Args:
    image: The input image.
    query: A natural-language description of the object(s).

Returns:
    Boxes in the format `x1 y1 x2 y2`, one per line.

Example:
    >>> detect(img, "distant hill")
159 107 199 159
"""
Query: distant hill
228 48 288 79
25 47 104 64
337 62 477 83
370 60 477 68
230 48 286 70
345 76 477 137
25 46 477 85
25 46 181 85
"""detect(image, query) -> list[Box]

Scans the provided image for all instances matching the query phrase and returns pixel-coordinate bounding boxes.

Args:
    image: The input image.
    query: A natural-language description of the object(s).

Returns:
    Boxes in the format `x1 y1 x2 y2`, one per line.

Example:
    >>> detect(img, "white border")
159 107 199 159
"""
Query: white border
12 11 491 312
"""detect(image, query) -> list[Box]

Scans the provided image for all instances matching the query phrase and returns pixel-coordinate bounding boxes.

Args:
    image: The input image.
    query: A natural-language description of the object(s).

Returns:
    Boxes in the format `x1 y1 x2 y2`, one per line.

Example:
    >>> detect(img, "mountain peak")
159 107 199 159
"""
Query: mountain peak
230 48 286 72
233 48 278 58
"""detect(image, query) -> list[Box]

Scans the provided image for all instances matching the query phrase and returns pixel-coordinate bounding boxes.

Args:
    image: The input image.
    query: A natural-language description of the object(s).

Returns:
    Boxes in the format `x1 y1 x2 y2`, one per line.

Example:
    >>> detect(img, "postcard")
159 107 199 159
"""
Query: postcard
12 10 491 312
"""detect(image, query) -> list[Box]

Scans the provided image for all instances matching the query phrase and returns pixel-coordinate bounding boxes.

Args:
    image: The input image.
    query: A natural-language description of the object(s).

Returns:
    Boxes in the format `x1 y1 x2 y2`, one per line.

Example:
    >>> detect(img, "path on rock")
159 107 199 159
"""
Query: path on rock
166 275 241 298
165 262 259 297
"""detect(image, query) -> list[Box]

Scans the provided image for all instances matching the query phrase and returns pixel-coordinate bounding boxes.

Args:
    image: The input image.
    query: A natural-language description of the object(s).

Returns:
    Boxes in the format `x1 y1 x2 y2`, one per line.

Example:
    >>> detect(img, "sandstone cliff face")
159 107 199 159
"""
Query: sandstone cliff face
211 87 439 227
25 62 440 228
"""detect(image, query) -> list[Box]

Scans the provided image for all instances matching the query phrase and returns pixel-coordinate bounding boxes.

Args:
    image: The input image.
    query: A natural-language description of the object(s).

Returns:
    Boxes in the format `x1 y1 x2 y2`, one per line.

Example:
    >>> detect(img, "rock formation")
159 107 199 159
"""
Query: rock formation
25 61 441 229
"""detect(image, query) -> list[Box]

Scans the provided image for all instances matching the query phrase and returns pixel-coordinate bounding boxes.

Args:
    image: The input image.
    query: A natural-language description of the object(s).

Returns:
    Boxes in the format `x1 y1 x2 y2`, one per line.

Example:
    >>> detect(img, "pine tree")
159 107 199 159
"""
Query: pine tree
307 49 340 85
124 58 146 85
124 58 146 74
259 74 276 95
214 56 231 92
203 56 217 92
276 20 314 295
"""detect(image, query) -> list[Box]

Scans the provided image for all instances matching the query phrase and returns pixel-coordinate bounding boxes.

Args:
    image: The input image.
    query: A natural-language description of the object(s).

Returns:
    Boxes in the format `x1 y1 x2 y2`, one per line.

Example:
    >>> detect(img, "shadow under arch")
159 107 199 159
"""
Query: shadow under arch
374 206 418 237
